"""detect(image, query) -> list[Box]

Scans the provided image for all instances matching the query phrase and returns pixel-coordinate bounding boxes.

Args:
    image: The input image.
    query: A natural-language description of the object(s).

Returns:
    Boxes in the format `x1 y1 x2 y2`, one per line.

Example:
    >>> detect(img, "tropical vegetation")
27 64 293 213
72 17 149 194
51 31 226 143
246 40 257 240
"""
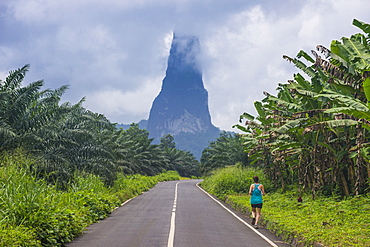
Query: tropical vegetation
199 19 370 246
0 65 199 187
199 131 248 175
2 17 370 246
201 166 370 247
0 151 180 246
0 56 198 245
232 19 370 197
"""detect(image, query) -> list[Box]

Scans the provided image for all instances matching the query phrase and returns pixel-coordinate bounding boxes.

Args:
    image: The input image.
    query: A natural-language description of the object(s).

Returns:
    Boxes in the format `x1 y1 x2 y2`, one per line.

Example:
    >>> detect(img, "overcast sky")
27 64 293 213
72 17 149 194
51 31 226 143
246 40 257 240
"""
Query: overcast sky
1 0 369 131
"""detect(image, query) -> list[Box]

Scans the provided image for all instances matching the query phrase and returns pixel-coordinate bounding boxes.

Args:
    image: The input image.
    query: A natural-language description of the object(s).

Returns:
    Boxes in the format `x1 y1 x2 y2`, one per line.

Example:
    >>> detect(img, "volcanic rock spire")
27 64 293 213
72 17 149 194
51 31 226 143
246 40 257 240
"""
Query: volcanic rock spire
147 33 217 141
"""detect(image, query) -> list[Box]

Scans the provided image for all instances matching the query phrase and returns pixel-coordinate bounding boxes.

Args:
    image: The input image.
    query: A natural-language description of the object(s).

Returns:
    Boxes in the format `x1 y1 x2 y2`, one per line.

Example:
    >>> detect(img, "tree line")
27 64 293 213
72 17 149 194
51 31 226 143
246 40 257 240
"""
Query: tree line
0 67 198 188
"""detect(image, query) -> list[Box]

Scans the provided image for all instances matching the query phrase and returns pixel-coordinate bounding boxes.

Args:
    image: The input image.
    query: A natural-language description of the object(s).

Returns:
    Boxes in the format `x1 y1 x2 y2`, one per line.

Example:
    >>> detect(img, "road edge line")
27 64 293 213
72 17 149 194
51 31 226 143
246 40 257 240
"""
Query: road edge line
196 183 278 247
167 182 179 247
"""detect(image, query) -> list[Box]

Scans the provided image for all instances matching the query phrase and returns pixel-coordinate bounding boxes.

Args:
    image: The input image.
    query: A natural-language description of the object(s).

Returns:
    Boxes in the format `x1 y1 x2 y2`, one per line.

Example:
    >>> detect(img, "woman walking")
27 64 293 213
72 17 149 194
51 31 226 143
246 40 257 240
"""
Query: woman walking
249 176 265 229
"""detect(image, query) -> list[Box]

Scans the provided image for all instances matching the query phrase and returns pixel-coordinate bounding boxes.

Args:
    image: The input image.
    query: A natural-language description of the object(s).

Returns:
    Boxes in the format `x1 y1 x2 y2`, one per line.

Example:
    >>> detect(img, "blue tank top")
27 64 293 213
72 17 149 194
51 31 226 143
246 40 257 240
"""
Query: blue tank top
250 183 263 204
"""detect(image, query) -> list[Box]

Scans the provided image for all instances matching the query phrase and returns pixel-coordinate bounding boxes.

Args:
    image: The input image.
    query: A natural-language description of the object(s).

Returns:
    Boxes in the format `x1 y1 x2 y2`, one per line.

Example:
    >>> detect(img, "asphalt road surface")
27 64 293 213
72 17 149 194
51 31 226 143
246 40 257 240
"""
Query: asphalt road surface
67 180 290 247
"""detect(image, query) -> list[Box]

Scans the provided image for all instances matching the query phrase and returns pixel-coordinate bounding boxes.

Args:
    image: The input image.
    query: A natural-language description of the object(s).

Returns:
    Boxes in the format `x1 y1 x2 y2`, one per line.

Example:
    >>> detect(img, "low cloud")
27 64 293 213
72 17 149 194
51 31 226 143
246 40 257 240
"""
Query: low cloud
85 75 163 124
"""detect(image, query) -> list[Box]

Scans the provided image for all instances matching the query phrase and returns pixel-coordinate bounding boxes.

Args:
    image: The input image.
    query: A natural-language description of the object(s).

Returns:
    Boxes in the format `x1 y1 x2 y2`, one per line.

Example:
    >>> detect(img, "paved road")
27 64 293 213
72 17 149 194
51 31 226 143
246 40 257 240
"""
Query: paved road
67 180 289 247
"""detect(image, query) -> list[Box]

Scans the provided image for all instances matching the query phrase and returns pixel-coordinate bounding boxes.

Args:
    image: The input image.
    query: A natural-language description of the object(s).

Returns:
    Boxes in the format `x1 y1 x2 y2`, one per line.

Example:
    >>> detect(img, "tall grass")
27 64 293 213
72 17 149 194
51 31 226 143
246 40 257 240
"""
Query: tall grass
0 152 181 246
0 156 90 246
200 165 272 200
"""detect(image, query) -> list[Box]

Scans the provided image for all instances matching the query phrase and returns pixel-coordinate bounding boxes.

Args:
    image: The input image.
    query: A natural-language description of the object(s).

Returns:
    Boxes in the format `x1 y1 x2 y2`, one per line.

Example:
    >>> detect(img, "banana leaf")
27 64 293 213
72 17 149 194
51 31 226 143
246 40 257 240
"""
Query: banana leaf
353 19 370 34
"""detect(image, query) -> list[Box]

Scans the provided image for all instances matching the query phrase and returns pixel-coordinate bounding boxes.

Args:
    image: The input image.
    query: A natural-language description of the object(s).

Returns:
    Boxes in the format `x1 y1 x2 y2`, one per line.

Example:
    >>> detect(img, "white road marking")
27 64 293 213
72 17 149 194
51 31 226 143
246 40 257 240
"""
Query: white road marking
196 183 279 247
167 182 179 247
113 198 133 210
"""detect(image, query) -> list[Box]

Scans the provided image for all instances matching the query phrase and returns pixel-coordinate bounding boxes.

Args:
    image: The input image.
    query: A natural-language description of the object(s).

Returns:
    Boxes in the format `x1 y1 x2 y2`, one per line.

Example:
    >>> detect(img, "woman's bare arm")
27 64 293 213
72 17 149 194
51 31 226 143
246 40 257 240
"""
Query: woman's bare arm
249 184 254 195
260 184 266 195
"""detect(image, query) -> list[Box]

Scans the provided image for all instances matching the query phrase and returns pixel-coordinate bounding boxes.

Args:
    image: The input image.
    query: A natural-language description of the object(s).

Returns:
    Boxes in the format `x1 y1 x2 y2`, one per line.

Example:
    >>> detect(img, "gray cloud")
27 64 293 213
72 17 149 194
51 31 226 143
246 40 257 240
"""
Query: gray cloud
0 0 369 131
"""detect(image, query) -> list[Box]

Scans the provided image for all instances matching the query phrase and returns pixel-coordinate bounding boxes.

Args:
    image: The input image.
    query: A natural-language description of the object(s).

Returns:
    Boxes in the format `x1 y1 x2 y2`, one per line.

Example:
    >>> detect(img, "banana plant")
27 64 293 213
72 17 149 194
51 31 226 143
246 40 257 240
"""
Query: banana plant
235 20 370 195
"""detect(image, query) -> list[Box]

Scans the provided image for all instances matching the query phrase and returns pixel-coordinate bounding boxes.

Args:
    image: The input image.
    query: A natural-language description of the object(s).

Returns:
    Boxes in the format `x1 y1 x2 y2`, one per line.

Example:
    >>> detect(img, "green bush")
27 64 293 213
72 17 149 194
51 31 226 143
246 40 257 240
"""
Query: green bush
200 166 272 200
0 225 41 247
155 170 181 181
70 172 110 193
72 191 120 222
112 171 181 201
28 207 86 246
112 174 155 201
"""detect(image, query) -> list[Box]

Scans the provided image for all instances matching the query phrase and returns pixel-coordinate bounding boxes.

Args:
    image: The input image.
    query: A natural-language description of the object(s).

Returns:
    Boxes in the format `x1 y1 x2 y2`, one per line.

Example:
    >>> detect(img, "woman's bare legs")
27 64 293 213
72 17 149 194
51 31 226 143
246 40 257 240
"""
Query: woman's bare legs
251 207 256 225
255 207 261 225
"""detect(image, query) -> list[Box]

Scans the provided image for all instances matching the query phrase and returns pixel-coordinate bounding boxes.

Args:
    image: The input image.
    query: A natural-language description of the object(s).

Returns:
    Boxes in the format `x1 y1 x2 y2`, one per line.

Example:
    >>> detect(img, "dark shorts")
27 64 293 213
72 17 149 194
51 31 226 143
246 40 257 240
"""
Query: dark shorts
251 203 263 208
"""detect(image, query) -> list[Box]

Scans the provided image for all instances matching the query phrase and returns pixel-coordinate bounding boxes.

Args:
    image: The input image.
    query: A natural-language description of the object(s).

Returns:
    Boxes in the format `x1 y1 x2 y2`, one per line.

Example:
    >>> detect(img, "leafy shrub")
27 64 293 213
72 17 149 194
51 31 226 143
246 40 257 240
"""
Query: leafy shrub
112 171 180 201
0 225 41 247
70 172 110 193
72 191 120 222
28 207 86 246
155 170 181 181
112 174 155 201
200 166 272 199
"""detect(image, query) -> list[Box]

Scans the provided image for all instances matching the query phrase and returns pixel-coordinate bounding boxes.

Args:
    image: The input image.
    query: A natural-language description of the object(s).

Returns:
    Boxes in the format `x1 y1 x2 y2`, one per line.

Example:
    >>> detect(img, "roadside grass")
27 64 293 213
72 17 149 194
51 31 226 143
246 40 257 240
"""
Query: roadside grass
200 166 370 247
0 153 181 246
200 165 272 200
227 193 370 247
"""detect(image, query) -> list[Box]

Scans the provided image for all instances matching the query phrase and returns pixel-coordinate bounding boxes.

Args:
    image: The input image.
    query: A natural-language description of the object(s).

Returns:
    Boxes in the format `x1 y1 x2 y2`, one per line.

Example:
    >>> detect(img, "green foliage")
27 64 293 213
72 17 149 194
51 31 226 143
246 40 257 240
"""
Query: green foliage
154 170 181 182
200 166 271 200
0 67 197 187
200 131 248 176
234 19 370 196
112 170 181 202
28 207 86 246
157 134 200 178
71 191 120 222
227 193 370 247
0 157 82 245
112 173 157 201
174 127 220 159
160 134 176 149
202 165 370 246
0 225 41 247
70 172 110 193
0 153 180 246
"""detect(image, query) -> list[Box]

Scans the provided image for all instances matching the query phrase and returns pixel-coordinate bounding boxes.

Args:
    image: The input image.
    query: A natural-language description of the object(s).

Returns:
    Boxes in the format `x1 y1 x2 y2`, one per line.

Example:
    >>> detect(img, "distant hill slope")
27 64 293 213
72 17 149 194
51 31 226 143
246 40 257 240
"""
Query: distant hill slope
116 120 148 130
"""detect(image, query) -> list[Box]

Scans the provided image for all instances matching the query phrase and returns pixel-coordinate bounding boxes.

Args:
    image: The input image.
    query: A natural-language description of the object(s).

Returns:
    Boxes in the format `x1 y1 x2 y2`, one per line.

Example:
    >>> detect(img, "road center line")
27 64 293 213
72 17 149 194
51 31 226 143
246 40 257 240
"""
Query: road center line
196 183 278 247
167 182 179 247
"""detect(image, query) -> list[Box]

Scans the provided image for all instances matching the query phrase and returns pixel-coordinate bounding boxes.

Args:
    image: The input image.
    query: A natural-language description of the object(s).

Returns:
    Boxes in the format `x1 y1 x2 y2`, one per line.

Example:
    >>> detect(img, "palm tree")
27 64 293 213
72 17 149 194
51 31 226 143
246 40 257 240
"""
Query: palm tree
0 65 45 150
1 65 195 188
200 131 248 175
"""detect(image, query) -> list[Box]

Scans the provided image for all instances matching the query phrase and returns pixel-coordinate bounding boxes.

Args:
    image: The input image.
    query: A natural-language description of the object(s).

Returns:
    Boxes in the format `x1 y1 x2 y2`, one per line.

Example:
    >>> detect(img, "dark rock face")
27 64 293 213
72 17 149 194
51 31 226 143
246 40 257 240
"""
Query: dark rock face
147 34 219 158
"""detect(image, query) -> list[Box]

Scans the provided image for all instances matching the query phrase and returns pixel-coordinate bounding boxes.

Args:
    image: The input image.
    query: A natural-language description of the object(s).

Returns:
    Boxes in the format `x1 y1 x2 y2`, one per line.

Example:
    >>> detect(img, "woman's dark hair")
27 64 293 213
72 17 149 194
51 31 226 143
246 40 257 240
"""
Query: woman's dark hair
253 176 259 183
